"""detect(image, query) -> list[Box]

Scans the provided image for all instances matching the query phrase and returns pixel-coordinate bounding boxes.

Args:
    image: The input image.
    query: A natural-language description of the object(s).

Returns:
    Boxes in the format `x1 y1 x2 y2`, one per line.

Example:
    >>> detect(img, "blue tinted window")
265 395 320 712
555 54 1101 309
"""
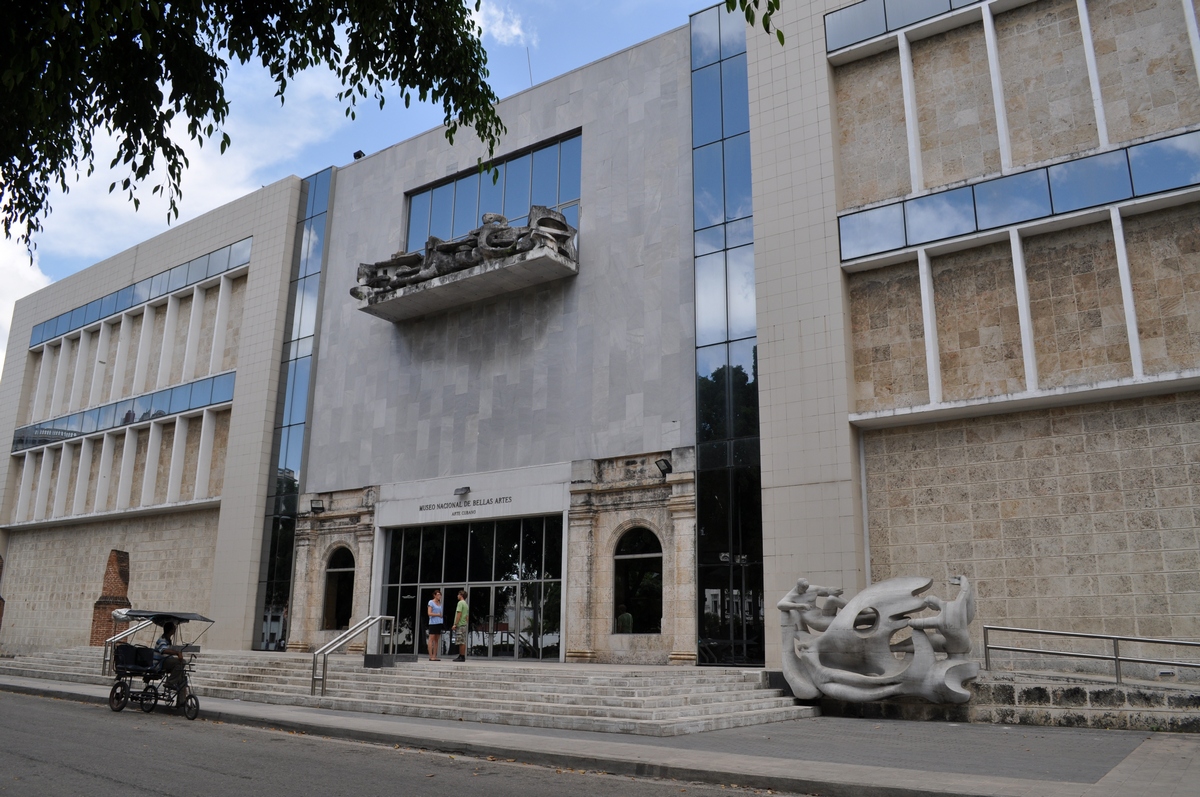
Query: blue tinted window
292 275 320 340
133 394 152 422
695 225 725 255
282 424 305 480
84 299 102 326
82 408 99 434
98 403 116 430
480 163 505 216
724 134 753 222
726 244 756 340
504 153 532 221
694 143 724 229
310 169 331 217
168 264 189 292
1048 150 1132 213
150 271 169 298
884 0 950 29
691 6 721 69
825 0 887 51
721 55 750 138
229 237 252 267
115 286 135 313
190 377 213 408
169 385 191 414
66 413 82 434
904 186 976 244
29 322 43 346
100 293 117 319
54 313 70 337
429 182 454 241
211 372 235 404
151 389 172 418
839 203 906 259
187 256 208 285
453 173 480 237
558 136 581 203
133 279 152 305
287 356 311 425
68 306 85 331
719 6 747 58
561 204 579 230
692 64 723 147
301 214 326 277
1129 131 1200 196
975 170 1052 229
114 399 135 425
207 246 231 278
726 217 754 248
697 343 729 442
696 252 728 346
531 145 559 208
407 191 431 251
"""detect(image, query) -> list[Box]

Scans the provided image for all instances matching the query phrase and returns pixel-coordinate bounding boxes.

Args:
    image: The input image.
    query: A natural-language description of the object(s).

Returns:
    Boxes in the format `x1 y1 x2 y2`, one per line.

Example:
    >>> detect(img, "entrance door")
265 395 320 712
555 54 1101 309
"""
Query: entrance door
467 585 517 658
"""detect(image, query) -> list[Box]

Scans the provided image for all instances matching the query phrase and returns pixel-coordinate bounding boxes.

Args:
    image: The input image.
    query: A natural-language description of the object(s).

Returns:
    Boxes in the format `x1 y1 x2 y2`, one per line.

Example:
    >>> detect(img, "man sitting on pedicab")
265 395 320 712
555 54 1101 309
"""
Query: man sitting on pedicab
154 622 186 697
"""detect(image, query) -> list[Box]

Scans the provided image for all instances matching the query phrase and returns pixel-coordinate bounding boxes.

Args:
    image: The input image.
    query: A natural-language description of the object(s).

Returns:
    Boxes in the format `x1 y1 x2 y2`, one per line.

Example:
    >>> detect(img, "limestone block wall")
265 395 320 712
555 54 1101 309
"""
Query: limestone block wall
0 509 219 655
849 263 929 412
1126 203 1200 374
833 50 910 209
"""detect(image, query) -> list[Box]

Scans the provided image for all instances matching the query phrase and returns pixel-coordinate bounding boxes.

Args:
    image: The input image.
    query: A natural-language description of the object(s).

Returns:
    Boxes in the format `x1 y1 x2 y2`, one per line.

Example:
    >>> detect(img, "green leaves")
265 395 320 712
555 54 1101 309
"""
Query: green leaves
726 0 786 44
1 0 505 252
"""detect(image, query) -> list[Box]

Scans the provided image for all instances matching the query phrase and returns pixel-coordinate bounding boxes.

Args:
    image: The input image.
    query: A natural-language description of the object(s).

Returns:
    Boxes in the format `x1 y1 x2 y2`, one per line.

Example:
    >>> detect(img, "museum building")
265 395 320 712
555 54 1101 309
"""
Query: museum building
2 0 1200 671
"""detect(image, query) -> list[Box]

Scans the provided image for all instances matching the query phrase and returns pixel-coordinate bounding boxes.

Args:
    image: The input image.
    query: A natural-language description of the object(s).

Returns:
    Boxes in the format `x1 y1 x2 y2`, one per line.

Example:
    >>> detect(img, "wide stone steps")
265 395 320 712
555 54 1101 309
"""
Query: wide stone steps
0 647 816 736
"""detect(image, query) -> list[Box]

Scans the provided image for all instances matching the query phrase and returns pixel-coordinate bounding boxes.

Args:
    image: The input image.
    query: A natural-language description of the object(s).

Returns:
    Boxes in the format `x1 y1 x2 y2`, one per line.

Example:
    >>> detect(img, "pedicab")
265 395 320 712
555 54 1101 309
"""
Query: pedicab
106 610 213 720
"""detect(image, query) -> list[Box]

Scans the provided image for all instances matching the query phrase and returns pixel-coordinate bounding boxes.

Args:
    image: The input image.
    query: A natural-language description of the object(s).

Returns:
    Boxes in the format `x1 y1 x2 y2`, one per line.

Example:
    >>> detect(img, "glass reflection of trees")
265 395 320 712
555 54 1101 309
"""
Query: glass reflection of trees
696 345 758 443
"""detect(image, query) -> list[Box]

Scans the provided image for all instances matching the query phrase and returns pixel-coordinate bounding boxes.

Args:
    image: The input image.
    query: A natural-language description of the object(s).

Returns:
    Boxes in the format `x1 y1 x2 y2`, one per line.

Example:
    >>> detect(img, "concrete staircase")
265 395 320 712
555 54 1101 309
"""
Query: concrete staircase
0 647 817 736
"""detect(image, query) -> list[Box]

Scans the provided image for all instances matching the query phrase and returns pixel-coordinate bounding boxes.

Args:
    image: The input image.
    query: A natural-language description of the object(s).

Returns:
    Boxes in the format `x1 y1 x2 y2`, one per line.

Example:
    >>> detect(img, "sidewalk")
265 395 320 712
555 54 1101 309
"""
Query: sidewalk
2 672 1197 797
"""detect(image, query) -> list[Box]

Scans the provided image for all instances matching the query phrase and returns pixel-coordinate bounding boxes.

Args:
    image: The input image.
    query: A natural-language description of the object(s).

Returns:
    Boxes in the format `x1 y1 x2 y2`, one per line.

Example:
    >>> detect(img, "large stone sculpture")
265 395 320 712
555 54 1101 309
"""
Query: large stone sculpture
350 205 577 301
778 575 979 704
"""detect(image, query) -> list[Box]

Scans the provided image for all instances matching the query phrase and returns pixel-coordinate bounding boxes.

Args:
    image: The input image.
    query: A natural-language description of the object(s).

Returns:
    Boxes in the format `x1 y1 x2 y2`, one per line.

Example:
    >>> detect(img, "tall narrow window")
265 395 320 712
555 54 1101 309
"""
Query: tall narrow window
323 547 355 630
613 528 663 634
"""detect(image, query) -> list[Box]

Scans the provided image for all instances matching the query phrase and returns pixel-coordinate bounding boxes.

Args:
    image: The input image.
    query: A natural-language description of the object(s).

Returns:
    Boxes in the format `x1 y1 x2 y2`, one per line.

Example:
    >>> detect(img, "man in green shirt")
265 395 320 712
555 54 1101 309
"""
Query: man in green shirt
452 589 469 662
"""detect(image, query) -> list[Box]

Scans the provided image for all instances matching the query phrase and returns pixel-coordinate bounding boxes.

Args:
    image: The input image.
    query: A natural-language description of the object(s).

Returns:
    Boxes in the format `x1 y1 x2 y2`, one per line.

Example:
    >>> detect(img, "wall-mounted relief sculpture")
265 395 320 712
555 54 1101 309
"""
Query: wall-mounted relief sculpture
351 206 579 322
778 575 979 704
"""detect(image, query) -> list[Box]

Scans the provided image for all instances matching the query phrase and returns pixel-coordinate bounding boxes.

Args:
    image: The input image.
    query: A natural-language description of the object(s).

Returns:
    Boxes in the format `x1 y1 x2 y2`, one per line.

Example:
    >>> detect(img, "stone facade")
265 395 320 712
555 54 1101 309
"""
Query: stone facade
565 449 696 665
849 263 929 412
833 49 910 209
1126 202 1200 375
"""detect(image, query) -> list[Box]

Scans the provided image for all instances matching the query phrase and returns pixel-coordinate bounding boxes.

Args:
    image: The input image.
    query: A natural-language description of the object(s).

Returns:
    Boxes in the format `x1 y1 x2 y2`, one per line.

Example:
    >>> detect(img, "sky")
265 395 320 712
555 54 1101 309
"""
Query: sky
0 0 715 373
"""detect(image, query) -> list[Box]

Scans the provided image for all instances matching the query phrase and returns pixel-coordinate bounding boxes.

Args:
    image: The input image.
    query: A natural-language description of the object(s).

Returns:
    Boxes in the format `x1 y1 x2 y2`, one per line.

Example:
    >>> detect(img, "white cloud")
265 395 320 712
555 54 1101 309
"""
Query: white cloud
473 1 538 47
0 238 53 377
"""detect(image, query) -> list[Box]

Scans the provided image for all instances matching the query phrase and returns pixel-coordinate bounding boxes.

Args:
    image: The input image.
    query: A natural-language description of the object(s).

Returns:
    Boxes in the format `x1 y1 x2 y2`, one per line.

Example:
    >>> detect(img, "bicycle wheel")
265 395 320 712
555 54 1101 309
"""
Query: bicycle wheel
140 684 158 713
183 694 200 721
108 681 128 712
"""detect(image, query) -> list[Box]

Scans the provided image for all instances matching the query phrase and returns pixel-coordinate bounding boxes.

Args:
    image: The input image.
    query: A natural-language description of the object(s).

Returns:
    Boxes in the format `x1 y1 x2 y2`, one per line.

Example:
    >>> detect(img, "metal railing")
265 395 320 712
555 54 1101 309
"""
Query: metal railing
101 620 155 676
983 625 1200 685
311 615 396 696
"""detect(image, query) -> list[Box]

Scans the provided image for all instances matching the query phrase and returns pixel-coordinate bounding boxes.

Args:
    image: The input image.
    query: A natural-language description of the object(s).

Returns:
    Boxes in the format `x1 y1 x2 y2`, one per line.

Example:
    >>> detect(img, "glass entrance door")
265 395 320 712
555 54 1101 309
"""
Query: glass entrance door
468 585 517 658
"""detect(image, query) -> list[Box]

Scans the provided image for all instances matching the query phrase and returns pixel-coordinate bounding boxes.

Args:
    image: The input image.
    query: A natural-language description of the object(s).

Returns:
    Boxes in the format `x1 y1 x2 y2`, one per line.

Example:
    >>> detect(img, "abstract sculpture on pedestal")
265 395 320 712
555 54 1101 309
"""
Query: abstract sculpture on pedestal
350 206 578 301
778 575 979 704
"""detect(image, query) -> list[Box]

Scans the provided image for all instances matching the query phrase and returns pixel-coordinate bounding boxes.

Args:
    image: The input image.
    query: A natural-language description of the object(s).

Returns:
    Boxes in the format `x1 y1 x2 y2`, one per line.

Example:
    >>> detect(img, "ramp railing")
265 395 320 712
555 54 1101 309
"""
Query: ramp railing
311 615 396 696
983 625 1200 685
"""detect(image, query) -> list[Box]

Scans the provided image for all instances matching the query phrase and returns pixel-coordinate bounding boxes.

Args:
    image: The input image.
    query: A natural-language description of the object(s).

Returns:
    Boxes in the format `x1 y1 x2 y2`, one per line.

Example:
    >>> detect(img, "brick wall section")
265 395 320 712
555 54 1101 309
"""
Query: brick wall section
912 22 1001 189
849 262 930 412
89 549 130 645
834 49 911 209
1126 203 1200 375
864 392 1200 653
1024 221 1133 388
995 0 1099 167
1090 0 1200 145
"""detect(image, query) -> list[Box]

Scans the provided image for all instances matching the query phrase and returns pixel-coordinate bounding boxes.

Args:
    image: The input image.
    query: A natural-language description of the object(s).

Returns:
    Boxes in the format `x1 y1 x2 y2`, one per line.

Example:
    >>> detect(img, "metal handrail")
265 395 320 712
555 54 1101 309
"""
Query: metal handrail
310 615 395 696
101 620 155 676
983 624 1200 685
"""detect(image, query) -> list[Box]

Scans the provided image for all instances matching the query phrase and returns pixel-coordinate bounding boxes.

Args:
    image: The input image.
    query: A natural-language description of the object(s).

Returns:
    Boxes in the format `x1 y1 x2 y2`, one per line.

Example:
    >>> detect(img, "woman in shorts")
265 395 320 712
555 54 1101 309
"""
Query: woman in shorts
426 589 444 661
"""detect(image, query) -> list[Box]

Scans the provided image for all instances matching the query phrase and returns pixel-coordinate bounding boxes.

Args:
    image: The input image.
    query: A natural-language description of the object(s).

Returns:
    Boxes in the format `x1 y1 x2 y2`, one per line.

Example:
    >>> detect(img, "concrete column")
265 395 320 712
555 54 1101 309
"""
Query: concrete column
1110 208 1144 379
666 468 697 665
564 482 598 663
33 447 55 521
31 345 55 422
1075 0 1109 147
141 421 163 507
53 443 74 517
74 437 94 516
1184 0 1200 97
88 322 112 407
14 452 37 523
69 332 91 411
132 304 156 394
209 275 233 375
108 314 132 401
897 33 923 192
157 295 180 389
94 433 117 513
50 341 71 416
166 415 189 503
917 249 942 405
193 409 216 500
982 4 1012 173
1009 230 1039 392
181 286 205 381
115 427 139 511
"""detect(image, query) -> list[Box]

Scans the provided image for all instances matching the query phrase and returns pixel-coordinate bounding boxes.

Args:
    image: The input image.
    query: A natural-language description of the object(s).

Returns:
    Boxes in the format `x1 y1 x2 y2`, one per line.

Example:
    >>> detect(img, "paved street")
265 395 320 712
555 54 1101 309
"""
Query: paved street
0 691 787 797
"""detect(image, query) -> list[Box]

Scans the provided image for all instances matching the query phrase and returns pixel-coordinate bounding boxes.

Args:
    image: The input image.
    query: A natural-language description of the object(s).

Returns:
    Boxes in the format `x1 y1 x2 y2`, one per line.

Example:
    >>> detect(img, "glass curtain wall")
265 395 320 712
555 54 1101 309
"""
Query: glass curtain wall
255 168 333 650
382 516 563 660
690 5 765 666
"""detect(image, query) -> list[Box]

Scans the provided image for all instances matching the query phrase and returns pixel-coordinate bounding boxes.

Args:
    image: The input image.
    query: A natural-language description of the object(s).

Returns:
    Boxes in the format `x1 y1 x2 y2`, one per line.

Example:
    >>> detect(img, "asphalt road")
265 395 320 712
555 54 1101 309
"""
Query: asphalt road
0 691 797 797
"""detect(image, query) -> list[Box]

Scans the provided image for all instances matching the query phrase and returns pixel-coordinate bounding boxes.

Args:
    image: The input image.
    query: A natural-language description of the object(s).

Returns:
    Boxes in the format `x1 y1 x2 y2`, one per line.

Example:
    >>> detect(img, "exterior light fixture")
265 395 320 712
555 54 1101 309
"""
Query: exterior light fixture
309 498 325 513
353 150 365 160
655 458 673 476
454 486 471 496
